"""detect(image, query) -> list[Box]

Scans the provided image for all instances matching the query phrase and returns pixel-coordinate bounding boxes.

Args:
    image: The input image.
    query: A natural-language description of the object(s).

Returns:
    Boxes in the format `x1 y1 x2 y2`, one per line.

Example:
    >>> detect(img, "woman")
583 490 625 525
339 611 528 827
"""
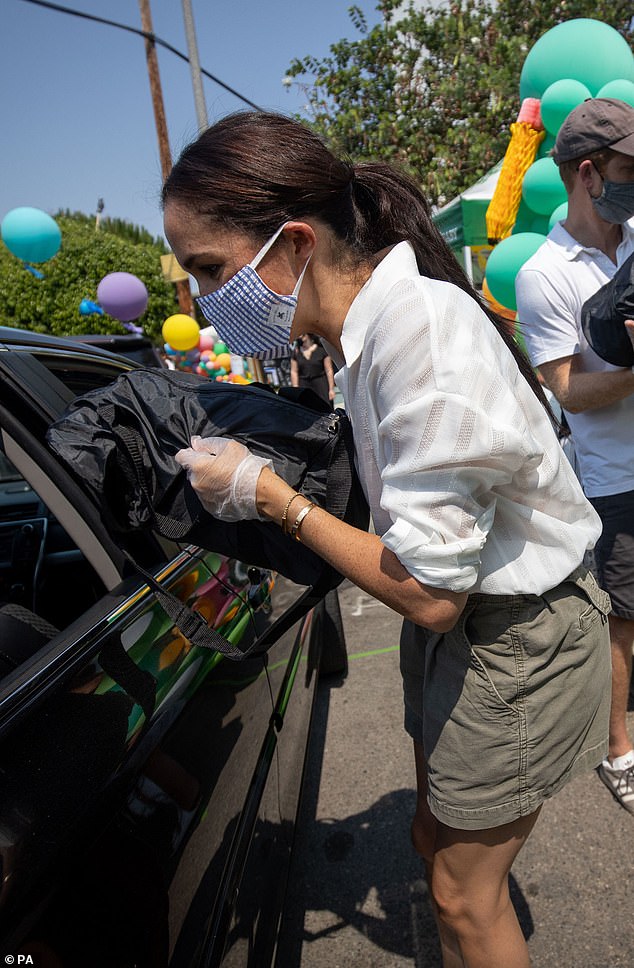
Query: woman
163 111 610 968
291 332 336 406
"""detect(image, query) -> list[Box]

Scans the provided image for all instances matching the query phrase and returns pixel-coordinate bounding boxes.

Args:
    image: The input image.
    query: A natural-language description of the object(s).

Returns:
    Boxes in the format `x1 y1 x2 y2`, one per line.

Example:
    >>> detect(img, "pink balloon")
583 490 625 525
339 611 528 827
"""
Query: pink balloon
199 332 216 351
97 272 148 321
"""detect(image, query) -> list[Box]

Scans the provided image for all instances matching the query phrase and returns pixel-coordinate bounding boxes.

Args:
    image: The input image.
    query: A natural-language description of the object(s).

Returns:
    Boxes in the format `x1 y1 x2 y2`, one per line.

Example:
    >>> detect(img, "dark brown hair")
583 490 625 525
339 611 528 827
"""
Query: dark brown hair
558 146 618 192
163 111 550 413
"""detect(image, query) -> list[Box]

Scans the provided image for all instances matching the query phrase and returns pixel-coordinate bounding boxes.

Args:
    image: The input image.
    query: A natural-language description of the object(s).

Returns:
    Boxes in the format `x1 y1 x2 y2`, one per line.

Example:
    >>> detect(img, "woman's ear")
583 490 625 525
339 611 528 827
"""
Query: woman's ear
282 222 316 265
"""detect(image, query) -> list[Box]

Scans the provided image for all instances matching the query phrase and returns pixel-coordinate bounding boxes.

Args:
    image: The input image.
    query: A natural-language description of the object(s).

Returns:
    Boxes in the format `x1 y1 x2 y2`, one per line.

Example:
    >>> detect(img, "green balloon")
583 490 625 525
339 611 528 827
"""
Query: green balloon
520 19 634 100
529 214 551 235
512 199 538 235
485 233 546 312
522 158 567 216
597 79 634 107
213 340 229 355
548 201 568 231
541 78 592 136
537 132 556 160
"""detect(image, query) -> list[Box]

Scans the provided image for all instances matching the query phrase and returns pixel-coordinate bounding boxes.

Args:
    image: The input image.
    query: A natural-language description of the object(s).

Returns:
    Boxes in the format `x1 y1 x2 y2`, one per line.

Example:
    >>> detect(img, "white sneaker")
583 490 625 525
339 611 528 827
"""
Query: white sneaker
598 757 634 815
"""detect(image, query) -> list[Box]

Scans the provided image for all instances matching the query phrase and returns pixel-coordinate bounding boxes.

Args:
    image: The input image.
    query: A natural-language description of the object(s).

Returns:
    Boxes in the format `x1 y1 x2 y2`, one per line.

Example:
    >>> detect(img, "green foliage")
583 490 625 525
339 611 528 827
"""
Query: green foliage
288 0 634 207
56 209 168 250
0 213 177 341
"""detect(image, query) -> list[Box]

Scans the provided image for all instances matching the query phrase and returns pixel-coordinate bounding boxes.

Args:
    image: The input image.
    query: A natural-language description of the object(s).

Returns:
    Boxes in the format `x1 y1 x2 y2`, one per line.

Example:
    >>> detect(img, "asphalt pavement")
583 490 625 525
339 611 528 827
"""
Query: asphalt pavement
277 579 634 968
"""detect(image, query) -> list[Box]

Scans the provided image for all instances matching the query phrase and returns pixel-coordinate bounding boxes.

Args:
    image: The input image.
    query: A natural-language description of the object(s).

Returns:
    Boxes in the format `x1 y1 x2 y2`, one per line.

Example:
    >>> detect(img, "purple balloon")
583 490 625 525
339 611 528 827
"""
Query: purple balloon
97 272 148 321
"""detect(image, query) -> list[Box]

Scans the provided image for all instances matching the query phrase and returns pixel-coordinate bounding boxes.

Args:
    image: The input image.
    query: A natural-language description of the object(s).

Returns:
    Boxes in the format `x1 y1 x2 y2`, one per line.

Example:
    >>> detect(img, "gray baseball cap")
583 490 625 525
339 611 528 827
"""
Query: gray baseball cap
552 97 634 165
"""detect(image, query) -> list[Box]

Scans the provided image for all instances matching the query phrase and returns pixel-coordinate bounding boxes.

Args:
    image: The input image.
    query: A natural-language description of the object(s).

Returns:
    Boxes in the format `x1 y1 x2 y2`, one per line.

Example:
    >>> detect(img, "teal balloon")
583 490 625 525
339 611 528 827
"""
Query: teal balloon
520 19 634 100
541 79 592 136
522 158 567 216
597 79 634 107
529 214 551 235
512 200 534 235
485 233 546 312
537 131 556 160
512 199 550 235
548 202 568 231
1 206 61 263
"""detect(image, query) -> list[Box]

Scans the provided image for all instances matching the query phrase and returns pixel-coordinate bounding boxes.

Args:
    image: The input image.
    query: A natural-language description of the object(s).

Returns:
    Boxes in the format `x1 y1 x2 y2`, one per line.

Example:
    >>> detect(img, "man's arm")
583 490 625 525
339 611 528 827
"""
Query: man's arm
539 350 634 413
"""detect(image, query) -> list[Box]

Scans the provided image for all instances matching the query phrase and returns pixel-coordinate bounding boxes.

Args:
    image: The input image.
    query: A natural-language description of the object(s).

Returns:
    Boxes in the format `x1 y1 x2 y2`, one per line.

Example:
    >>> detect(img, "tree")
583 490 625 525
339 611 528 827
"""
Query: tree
0 212 178 342
288 0 634 207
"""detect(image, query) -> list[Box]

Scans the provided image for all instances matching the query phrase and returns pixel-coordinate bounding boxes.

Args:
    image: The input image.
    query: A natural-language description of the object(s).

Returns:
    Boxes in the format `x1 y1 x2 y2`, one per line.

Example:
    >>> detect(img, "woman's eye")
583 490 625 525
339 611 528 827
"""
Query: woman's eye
201 264 221 279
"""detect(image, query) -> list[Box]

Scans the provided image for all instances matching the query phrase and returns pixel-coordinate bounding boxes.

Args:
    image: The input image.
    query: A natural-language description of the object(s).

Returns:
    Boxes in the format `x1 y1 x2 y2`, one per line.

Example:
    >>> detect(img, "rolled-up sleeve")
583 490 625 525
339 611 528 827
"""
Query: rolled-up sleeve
377 391 534 592
362 281 542 593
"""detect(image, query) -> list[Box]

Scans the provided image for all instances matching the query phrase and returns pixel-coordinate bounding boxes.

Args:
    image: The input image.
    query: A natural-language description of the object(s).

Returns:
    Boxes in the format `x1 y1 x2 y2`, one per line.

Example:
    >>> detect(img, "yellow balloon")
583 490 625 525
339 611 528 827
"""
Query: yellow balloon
162 314 200 351
215 352 232 372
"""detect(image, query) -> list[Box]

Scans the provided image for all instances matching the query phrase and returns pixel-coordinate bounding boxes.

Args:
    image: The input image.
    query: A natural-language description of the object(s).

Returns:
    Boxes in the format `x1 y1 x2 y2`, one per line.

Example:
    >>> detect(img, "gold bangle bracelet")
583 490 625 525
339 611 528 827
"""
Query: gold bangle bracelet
281 493 303 534
290 502 316 541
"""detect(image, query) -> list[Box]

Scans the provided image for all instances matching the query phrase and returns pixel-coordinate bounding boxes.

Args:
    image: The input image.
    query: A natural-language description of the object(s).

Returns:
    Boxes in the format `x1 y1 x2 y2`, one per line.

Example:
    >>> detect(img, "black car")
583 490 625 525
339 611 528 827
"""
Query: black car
0 326 346 967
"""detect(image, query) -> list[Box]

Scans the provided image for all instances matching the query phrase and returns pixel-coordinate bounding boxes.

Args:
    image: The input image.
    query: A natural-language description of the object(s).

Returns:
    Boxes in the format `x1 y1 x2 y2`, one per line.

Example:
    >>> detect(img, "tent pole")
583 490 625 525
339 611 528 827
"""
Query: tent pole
462 246 474 284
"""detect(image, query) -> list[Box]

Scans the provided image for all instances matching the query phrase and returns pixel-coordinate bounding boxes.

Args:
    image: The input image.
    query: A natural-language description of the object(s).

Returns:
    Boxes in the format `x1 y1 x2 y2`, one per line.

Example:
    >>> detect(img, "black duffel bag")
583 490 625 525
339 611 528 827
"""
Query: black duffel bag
46 368 369 596
581 251 634 367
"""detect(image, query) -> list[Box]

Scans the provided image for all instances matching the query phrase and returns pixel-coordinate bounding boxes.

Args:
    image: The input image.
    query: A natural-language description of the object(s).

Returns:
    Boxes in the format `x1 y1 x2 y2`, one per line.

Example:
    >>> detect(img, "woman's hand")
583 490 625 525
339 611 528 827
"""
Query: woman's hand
175 436 272 521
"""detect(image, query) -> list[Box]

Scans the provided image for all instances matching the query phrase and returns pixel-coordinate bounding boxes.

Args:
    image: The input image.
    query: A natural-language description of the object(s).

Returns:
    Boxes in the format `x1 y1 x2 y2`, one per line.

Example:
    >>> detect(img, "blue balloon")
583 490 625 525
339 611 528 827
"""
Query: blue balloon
79 299 104 316
1 207 61 263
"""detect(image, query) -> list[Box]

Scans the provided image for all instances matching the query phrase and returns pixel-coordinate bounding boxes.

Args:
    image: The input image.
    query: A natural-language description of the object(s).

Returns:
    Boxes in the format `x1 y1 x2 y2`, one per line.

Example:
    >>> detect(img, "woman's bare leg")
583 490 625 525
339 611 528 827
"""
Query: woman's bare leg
431 810 541 968
411 740 464 968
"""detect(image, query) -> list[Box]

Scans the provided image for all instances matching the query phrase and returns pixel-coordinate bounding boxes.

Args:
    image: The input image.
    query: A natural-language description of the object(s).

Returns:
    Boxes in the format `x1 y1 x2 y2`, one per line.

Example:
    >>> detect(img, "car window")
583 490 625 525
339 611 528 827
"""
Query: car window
33 350 133 396
0 434 106 634
0 450 21 483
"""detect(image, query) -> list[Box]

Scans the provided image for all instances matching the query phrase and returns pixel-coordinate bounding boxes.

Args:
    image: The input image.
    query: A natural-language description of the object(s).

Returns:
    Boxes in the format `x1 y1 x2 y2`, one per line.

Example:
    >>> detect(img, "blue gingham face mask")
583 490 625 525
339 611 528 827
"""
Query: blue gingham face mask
195 223 311 359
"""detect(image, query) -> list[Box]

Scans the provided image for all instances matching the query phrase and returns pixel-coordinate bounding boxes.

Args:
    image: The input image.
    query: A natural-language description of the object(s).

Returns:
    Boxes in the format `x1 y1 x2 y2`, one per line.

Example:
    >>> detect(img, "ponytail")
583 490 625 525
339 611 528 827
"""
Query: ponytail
348 162 553 419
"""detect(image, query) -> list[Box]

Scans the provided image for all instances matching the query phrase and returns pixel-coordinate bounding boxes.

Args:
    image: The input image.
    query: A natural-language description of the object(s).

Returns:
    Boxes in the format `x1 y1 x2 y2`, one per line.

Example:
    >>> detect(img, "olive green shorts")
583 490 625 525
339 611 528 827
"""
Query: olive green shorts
400 567 611 830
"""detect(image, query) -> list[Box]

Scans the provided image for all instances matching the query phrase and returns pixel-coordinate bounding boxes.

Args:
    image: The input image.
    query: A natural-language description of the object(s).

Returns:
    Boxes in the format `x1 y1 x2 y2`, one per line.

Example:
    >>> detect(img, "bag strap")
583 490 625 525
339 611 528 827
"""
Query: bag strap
324 414 353 520
98 635 157 723
110 409 193 540
122 550 260 660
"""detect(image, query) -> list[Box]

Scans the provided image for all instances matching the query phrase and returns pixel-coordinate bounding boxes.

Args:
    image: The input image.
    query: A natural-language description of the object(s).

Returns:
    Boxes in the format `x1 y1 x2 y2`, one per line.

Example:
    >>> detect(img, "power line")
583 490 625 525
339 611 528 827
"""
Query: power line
17 0 263 112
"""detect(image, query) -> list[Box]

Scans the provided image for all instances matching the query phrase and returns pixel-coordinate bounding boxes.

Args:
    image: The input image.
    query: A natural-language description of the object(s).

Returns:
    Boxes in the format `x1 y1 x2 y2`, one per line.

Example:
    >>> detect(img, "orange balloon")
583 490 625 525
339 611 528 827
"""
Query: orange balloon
215 352 232 371
482 278 516 322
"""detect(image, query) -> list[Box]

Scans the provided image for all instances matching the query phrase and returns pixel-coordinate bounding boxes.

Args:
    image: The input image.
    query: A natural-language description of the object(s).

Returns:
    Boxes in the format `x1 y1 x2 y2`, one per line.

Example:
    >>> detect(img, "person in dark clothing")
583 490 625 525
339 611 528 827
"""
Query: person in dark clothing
290 333 336 405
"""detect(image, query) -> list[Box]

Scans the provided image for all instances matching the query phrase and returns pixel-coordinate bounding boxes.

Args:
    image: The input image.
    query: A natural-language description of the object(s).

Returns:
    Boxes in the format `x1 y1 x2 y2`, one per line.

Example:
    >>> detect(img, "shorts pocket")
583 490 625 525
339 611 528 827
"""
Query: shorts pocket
459 600 523 718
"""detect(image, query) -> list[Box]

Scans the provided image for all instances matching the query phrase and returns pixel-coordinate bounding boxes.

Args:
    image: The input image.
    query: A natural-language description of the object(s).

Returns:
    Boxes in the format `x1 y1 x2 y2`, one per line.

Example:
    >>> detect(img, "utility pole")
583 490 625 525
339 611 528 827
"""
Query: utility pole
95 197 105 231
137 0 194 316
181 0 207 134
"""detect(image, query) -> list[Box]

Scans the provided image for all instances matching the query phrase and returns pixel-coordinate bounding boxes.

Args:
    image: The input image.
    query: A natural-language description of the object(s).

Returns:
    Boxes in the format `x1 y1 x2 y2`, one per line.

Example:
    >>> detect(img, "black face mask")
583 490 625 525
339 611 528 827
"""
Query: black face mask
591 168 634 224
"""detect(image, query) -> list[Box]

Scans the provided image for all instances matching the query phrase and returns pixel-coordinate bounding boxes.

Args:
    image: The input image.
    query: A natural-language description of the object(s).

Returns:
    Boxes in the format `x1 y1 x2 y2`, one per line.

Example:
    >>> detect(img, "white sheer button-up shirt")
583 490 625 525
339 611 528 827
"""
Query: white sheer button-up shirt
329 242 601 595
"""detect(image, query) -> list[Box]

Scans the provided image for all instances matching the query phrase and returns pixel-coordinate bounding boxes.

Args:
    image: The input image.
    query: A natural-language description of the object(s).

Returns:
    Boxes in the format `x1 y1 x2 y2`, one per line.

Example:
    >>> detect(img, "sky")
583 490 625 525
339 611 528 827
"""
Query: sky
2 0 384 242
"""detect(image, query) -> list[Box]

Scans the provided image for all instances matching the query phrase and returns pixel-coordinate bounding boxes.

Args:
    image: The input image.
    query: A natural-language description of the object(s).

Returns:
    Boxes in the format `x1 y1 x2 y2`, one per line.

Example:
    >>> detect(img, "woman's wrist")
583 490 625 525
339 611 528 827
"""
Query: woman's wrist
256 467 316 537
256 466 299 523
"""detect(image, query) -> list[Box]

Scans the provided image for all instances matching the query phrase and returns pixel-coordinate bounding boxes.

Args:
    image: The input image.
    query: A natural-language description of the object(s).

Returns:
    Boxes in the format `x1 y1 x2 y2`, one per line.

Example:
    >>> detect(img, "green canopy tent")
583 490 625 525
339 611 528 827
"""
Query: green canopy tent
432 161 502 287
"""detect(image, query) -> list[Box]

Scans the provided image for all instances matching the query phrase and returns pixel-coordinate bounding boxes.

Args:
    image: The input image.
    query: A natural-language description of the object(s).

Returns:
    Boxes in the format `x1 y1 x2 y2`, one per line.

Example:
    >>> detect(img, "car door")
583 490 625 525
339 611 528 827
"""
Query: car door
0 346 321 966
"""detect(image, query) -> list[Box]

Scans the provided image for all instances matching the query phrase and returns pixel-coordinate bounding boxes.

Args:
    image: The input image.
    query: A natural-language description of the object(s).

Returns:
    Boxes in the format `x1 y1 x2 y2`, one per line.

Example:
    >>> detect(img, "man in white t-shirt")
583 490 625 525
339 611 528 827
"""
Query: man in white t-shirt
516 97 634 815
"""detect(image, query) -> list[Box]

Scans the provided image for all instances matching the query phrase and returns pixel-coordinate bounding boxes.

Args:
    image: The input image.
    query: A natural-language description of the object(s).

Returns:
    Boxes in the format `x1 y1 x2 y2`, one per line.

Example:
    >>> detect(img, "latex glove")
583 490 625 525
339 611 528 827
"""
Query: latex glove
175 435 273 521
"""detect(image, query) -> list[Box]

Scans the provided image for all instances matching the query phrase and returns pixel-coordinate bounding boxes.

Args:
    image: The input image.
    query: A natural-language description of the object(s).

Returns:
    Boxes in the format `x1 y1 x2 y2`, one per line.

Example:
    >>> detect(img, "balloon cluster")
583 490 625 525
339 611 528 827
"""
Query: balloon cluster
198 343 250 384
483 18 634 315
161 316 252 383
